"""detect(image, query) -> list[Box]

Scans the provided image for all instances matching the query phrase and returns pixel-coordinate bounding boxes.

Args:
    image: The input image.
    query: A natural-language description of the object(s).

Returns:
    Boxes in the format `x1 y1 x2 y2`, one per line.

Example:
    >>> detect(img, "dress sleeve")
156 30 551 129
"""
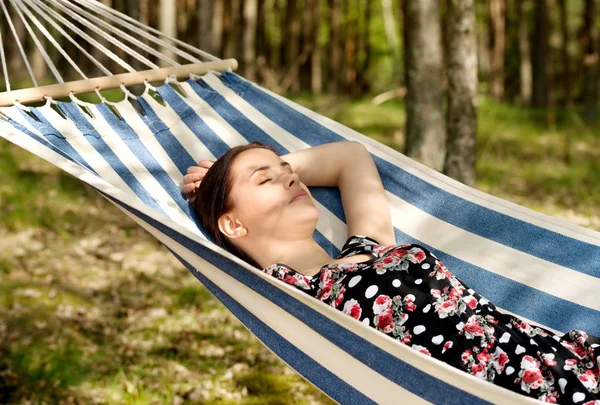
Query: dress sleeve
336 234 380 259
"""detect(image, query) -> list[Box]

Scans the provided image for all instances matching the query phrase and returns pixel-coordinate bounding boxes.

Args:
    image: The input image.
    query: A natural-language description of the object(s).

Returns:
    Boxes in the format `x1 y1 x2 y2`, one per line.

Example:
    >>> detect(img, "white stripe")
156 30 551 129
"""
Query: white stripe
68 101 198 231
387 191 600 312
252 80 600 246
139 92 215 164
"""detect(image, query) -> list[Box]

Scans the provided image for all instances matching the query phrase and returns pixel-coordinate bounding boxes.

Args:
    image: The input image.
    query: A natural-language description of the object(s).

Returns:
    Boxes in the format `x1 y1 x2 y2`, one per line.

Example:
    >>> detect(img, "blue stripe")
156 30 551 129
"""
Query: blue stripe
17 107 97 174
2 116 90 172
55 102 166 214
155 85 231 159
102 191 491 405
222 72 600 279
136 97 198 175
92 102 194 220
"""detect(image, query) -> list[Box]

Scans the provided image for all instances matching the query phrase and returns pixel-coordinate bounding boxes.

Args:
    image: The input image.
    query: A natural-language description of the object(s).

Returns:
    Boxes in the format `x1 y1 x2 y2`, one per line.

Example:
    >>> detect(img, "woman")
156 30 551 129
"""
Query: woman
183 141 599 404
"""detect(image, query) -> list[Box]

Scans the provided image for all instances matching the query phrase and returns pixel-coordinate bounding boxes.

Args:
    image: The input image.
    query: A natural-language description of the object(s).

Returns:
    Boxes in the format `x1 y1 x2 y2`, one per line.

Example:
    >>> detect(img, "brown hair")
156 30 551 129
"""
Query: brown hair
194 141 279 269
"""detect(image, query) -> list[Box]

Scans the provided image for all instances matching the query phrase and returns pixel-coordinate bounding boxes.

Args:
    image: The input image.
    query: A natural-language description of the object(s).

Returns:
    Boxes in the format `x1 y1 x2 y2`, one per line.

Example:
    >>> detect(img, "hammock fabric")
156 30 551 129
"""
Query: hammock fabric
1 71 599 405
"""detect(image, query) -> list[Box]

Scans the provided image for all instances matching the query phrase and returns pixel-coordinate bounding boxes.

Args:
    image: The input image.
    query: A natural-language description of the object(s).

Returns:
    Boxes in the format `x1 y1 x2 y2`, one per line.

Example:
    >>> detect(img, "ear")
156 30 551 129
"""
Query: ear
217 212 248 239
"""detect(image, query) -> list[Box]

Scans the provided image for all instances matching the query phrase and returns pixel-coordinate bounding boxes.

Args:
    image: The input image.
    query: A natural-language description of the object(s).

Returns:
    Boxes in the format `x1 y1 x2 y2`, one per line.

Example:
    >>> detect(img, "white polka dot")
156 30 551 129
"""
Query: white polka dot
572 392 586 403
422 304 431 313
456 322 464 330
552 347 557 352
414 278 422 285
431 335 443 345
505 366 515 376
505 323 512 329
365 285 378 299
515 345 526 355
392 279 401 288
530 338 538 346
478 297 489 305
348 275 362 288
406 294 416 302
499 332 511 343
421 263 430 270
558 378 567 394
362 317 370 326
413 325 426 335
467 289 475 294
552 335 562 341
592 343 599 348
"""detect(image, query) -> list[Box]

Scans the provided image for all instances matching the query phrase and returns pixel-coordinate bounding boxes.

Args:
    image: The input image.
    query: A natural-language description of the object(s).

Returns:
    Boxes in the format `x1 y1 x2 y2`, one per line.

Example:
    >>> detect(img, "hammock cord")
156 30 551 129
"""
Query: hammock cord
46 0 160 71
12 0 69 84
52 0 181 69
73 0 220 62
0 0 37 87
0 21 9 91
67 0 202 65
27 0 134 74
21 0 110 78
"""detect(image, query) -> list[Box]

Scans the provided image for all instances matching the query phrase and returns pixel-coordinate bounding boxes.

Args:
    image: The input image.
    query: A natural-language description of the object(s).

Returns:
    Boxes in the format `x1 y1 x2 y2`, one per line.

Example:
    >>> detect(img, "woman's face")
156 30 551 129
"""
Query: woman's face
223 148 319 241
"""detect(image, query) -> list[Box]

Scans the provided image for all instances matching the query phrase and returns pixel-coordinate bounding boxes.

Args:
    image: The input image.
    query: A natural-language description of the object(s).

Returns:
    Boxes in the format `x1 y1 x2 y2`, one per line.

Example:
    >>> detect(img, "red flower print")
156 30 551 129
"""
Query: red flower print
442 341 453 354
375 309 395 333
408 248 426 263
373 294 392 315
463 295 478 309
477 350 491 364
317 279 335 300
342 299 362 319
521 369 544 389
461 349 473 364
390 249 408 259
412 344 431 356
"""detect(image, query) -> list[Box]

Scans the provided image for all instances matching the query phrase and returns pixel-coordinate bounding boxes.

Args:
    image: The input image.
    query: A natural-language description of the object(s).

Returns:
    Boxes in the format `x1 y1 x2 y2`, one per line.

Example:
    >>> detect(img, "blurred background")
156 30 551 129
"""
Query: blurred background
0 0 599 404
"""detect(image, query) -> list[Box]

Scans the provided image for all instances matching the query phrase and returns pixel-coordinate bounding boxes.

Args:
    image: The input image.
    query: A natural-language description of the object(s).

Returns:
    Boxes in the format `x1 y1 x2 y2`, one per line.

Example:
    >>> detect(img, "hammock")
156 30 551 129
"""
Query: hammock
1 1 599 404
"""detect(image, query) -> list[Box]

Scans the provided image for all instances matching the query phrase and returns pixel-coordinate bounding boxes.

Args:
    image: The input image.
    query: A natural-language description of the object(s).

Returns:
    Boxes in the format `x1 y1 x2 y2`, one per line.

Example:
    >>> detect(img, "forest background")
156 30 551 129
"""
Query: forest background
0 0 599 403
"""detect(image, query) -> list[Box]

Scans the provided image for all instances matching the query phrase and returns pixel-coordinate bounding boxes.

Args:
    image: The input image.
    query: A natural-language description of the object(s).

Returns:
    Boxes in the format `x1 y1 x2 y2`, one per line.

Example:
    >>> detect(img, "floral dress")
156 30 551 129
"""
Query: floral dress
262 235 600 404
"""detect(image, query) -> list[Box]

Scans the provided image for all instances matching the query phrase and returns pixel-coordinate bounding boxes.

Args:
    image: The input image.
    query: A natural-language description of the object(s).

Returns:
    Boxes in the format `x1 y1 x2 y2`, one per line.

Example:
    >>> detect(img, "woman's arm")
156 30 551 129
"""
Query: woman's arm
281 141 395 246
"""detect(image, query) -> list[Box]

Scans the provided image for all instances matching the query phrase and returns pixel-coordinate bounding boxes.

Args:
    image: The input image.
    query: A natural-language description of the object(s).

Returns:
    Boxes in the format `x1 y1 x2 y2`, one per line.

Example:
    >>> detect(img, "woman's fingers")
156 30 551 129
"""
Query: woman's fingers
183 172 204 184
198 159 215 168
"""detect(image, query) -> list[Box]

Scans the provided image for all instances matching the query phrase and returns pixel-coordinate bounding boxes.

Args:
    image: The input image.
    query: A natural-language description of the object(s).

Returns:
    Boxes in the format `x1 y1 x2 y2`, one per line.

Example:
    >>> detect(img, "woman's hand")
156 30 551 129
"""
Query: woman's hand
182 160 215 203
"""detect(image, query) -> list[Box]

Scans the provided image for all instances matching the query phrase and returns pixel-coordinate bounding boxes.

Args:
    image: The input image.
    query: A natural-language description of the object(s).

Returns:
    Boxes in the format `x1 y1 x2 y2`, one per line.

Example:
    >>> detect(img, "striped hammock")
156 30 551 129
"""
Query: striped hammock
1 70 599 404
1 0 599 403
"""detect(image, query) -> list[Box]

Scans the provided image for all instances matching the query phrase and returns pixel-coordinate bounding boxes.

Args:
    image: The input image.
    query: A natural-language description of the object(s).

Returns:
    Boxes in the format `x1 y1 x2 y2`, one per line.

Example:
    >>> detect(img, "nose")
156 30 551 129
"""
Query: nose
284 172 300 189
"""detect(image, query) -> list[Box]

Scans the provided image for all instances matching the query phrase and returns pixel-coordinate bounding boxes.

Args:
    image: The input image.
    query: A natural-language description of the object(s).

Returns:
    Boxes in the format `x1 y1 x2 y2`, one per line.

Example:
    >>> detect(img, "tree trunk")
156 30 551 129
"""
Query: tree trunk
159 0 177 66
344 1 358 95
310 0 323 93
196 0 214 56
256 0 266 82
221 0 232 58
581 0 599 120
444 0 478 186
300 0 314 90
489 0 505 100
242 0 258 81
212 0 224 57
357 0 372 93
285 0 301 92
556 0 571 106
517 0 532 105
328 0 343 93
381 0 401 84
402 0 447 170
531 0 549 108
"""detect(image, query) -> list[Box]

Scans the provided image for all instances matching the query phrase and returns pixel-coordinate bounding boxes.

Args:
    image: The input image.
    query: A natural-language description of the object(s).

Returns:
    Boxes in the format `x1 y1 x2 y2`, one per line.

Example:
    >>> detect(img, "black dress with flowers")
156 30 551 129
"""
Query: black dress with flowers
262 235 600 404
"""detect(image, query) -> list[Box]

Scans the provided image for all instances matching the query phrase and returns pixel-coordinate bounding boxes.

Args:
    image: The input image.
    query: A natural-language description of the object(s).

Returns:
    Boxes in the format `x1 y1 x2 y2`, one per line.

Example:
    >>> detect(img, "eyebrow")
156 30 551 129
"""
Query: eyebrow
248 161 292 179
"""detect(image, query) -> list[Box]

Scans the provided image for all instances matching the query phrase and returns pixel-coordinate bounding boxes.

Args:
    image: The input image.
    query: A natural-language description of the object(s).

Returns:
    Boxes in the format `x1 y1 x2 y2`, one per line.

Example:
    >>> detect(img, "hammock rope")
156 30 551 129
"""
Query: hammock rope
0 0 235 106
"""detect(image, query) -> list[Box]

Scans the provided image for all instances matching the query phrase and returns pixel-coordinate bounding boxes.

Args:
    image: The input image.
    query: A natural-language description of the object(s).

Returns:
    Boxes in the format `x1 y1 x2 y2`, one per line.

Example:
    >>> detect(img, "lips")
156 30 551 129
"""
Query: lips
289 188 308 203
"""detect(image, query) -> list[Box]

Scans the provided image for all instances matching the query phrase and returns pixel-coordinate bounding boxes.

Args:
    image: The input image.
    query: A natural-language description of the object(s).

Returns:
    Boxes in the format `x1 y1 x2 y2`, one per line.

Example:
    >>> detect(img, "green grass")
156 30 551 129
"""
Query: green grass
0 91 599 404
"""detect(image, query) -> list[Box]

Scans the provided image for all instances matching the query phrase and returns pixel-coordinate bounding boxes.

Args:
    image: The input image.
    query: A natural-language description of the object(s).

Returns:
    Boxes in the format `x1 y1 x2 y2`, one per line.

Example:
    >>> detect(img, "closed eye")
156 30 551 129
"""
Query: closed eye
259 178 272 185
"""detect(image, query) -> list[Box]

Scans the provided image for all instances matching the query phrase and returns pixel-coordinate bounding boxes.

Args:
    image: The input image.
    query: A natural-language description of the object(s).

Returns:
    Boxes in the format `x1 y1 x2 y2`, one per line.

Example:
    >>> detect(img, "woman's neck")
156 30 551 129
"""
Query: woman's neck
252 236 334 273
